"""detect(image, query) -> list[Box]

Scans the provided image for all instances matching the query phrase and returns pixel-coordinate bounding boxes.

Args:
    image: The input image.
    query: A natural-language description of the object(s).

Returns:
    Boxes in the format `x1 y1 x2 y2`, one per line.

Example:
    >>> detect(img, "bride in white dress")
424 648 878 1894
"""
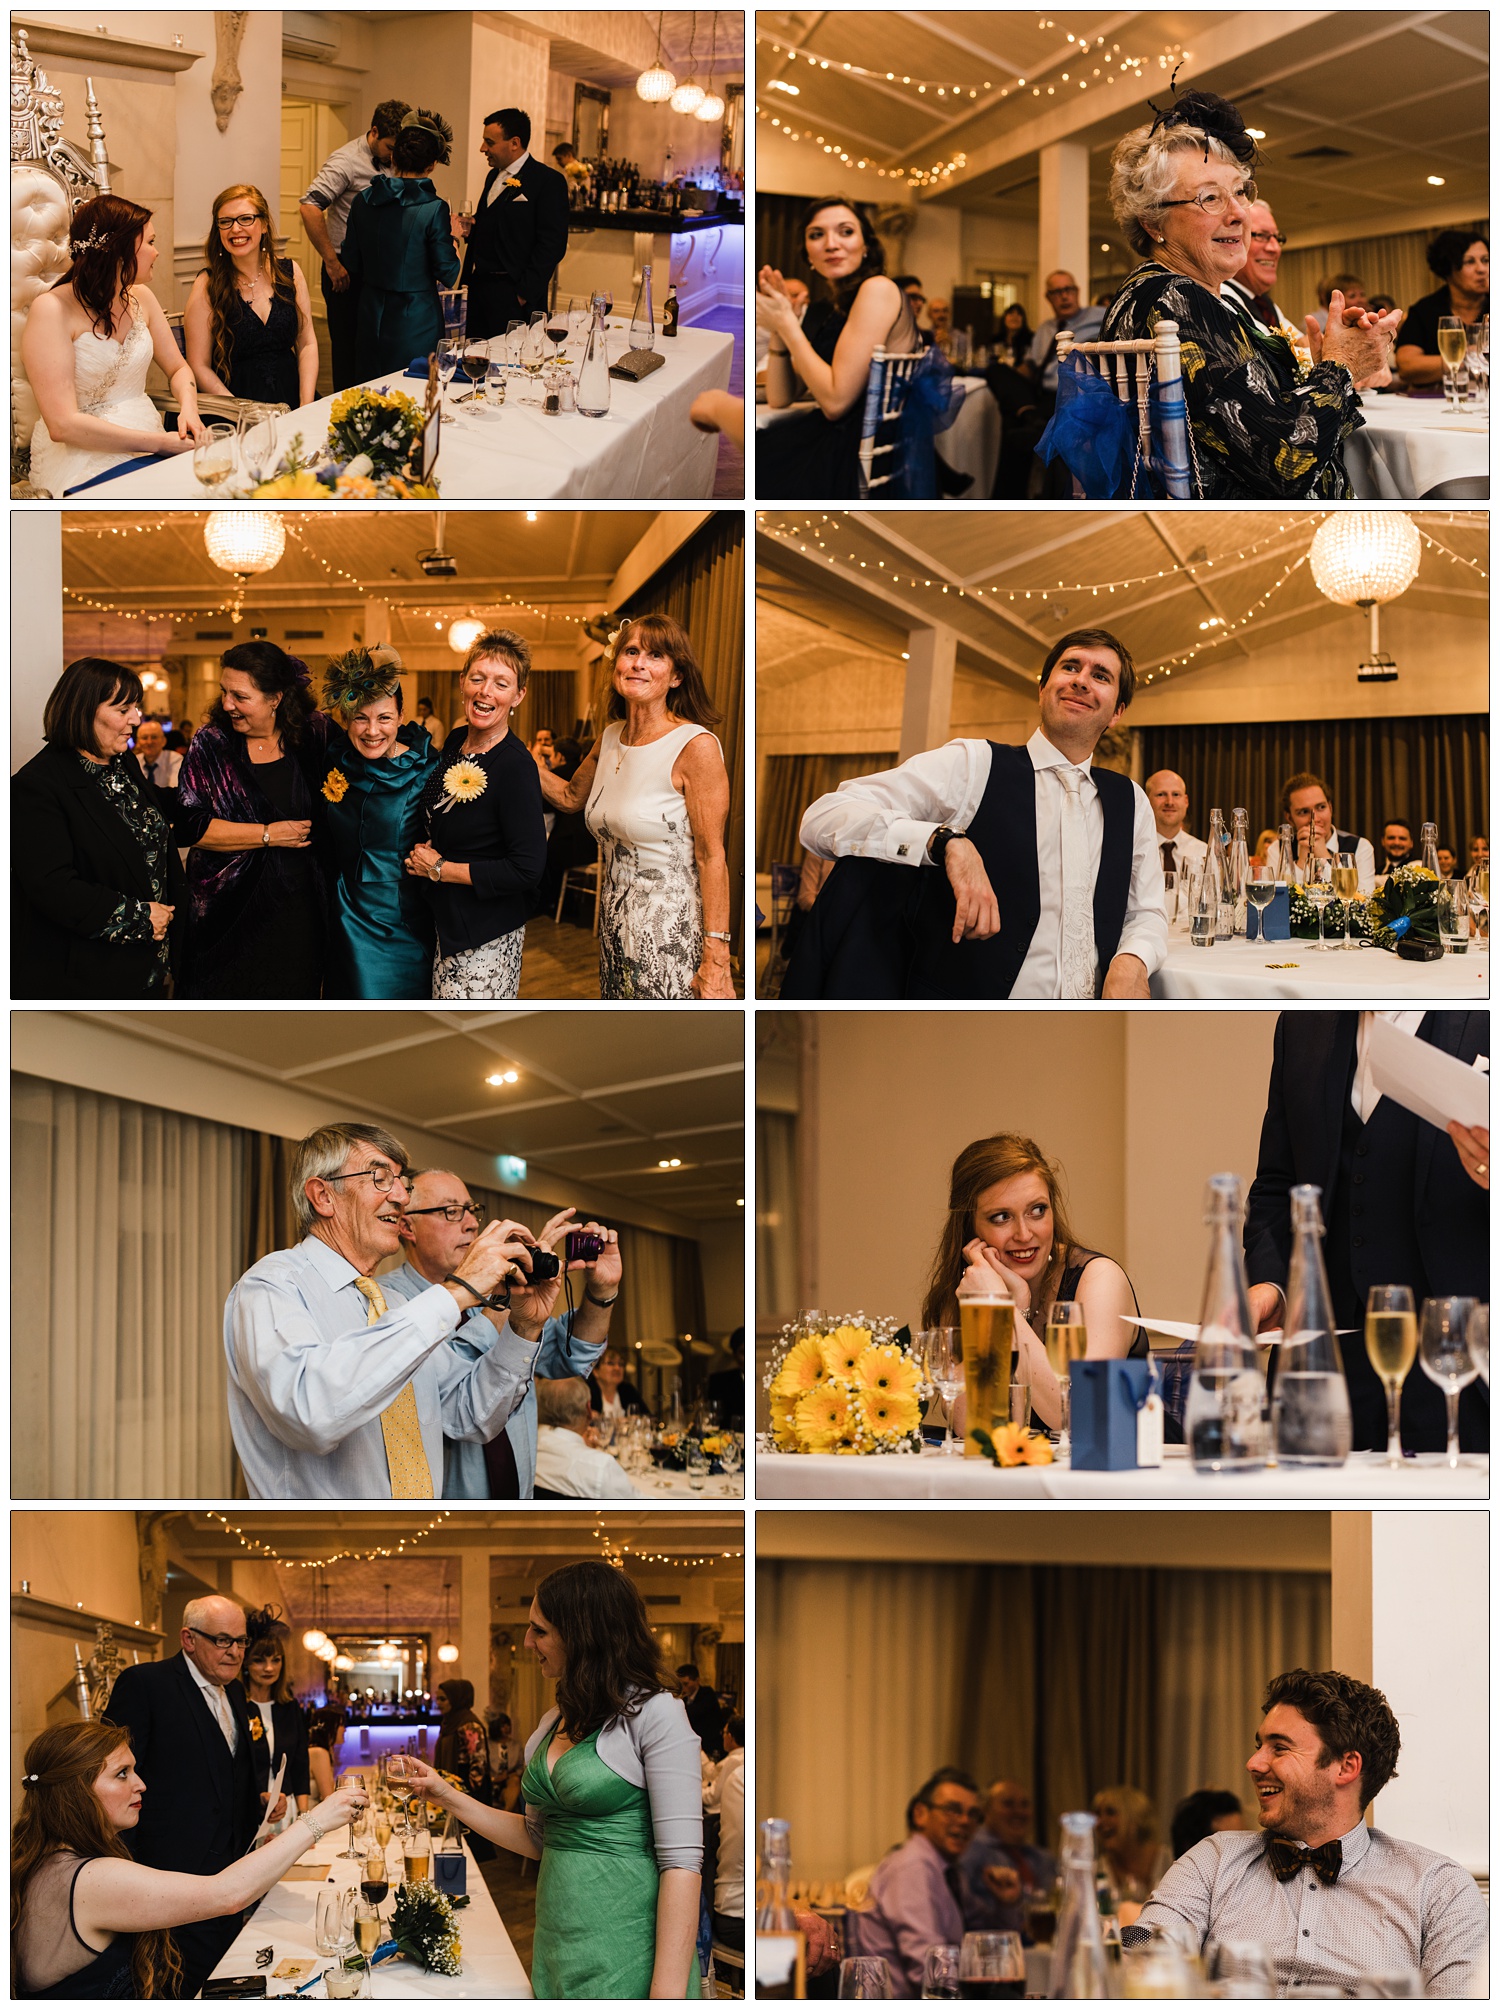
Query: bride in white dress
23 194 206 496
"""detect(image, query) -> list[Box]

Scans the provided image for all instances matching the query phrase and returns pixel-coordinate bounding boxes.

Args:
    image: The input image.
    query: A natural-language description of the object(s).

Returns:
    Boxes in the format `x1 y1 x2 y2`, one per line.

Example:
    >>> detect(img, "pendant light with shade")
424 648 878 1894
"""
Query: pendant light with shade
695 15 724 123
204 510 286 579
636 12 676 102
447 616 485 654
302 1569 329 1653
436 1576 460 1664
669 13 705 114
1309 511 1420 682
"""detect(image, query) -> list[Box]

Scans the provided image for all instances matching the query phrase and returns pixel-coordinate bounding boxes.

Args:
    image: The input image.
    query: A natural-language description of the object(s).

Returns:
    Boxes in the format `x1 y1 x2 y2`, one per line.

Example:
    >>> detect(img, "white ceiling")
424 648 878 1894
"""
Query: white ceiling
757 507 1487 691
82 1008 746 1223
755 10 1488 236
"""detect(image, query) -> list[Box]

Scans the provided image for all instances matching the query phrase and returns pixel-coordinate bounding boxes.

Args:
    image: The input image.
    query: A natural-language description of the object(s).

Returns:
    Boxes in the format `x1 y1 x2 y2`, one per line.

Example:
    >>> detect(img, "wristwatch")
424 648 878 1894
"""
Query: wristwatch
585 1287 619 1308
261 825 271 846
428 856 443 882
927 826 966 866
705 930 732 944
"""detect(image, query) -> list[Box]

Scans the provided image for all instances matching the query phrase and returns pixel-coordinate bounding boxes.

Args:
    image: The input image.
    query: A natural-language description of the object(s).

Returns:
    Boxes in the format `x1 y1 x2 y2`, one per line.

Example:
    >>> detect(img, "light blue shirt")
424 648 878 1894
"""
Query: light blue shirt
224 1236 539 1499
383 1261 608 1498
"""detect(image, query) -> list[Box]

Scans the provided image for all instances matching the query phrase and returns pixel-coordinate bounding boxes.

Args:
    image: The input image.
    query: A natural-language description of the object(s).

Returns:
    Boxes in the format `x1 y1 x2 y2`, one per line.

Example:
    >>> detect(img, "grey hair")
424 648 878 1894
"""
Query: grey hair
537 1375 592 1427
1109 122 1248 258
291 1121 410 1235
182 1594 243 1633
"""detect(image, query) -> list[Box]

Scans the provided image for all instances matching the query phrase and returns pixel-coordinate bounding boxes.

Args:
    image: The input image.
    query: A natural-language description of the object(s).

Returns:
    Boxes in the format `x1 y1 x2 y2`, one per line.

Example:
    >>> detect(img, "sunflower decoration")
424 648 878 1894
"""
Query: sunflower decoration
436 758 489 811
764 1312 927 1455
322 768 349 803
972 1423 1055 1469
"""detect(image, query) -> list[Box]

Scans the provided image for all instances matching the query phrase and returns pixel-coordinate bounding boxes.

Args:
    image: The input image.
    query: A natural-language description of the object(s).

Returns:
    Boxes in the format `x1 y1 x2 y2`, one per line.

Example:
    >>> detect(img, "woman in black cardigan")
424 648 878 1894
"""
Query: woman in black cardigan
12 658 184 998
404 629 545 998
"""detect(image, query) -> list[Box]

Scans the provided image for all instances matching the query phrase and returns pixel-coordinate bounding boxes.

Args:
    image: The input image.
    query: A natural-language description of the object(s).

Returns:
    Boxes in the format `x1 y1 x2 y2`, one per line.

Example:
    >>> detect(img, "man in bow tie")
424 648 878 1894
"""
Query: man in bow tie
1126 1669 1486 1996
456 106 569 339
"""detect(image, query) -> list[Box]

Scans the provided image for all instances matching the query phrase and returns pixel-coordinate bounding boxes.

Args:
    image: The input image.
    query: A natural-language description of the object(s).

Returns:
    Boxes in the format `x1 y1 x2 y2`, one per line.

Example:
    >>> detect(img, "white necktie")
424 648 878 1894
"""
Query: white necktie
208 1682 237 1753
1057 765 1096 999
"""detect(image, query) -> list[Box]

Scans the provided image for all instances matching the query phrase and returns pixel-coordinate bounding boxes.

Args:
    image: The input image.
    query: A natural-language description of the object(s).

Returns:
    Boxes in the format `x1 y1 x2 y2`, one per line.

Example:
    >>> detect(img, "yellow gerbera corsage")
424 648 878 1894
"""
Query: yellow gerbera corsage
322 769 349 802
439 758 487 808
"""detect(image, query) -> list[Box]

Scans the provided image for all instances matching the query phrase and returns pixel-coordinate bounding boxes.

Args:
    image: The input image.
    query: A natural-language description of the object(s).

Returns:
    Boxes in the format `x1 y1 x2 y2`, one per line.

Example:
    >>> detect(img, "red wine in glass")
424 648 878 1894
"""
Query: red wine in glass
360 1873 389 1907
546 317 569 346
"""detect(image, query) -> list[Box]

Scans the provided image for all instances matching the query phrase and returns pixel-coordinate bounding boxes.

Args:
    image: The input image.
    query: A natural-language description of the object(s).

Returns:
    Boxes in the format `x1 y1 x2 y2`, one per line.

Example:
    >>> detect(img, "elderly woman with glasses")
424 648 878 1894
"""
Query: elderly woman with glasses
1094 90 1400 498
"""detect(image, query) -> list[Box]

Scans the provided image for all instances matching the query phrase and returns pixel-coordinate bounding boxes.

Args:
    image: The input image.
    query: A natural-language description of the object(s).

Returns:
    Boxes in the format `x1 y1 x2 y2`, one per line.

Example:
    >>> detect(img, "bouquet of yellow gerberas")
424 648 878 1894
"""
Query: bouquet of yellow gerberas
765 1313 927 1455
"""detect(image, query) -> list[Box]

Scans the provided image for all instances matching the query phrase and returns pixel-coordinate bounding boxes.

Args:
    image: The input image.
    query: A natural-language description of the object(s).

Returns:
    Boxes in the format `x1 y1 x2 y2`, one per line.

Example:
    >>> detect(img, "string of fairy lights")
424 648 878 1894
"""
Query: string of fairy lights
593 1520 744 1572
204 1510 455 1569
757 29 1190 183
758 514 1487 683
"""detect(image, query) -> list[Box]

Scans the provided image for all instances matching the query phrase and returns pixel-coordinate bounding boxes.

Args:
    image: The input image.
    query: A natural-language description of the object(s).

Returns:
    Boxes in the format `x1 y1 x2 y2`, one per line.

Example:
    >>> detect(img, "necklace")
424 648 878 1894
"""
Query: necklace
614 716 673 773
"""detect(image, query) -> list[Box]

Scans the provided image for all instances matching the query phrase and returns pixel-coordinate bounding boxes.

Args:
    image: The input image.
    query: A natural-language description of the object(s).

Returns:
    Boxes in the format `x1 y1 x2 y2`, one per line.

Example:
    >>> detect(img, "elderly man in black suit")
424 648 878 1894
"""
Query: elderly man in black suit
106 1593 280 1996
456 106 569 339
1244 1011 1489 1456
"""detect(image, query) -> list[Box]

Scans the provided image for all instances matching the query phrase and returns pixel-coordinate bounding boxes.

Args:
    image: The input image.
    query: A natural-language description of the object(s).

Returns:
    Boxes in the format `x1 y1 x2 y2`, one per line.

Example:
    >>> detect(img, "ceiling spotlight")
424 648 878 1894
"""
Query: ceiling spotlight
1245 126 1266 140
736 1198 745 1208
1427 174 1445 186
525 510 538 522
486 1069 519 1085
656 1156 683 1168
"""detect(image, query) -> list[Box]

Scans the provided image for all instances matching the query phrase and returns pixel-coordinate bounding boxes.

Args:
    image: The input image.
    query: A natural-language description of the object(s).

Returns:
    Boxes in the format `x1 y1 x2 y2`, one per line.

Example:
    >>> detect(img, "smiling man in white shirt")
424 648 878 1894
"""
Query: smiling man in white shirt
788 628 1166 1000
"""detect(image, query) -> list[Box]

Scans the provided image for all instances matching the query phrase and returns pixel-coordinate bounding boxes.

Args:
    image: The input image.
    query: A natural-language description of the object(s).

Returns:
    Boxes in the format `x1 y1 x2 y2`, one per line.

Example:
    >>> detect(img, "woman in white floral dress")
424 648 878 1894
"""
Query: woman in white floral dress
541 617 734 1000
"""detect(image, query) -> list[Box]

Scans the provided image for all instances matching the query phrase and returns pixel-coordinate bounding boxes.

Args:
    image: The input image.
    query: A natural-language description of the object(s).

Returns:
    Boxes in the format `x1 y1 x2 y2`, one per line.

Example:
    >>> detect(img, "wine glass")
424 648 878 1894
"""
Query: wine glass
1044 1301 1087 1454
685 1443 710 1492
1418 1296 1478 1468
1206 1939 1276 1998
916 1328 962 1455
1332 850 1360 950
838 1957 893 1998
1465 859 1488 940
1303 855 1334 949
505 317 526 369
1365 1285 1416 1468
458 338 490 403
719 1432 743 1479
435 336 460 407
385 1752 413 1833
546 299 570 357
1245 862 1276 940
192 422 236 493
959 1931 1024 1999
1437 315 1467 409
238 406 279 488
315 1885 356 1959
1464 315 1487 408
920 1945 961 2000
337 1773 368 1859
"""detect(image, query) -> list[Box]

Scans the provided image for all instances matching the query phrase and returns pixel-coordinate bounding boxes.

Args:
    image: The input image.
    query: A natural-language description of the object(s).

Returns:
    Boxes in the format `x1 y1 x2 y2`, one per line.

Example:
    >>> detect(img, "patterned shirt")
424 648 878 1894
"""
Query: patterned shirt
1130 1824 1487 1997
75 751 171 976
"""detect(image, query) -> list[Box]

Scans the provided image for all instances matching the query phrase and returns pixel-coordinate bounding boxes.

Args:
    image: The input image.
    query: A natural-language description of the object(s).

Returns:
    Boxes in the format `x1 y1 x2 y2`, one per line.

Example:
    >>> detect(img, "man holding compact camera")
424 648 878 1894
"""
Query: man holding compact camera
224 1123 550 1499
385 1167 622 1499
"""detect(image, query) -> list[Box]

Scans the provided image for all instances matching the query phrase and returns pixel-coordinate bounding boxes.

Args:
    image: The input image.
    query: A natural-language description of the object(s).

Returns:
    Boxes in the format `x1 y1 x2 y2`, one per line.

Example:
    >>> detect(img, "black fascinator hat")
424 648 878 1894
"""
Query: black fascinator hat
1146 66 1258 168
245 1603 290 1656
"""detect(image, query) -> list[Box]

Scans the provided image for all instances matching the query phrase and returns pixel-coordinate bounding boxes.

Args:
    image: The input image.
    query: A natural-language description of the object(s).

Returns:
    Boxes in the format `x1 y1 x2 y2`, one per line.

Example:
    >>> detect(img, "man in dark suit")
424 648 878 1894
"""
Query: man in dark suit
106 1594 277 1996
677 1662 726 1759
457 107 570 339
1244 1011 1489 1455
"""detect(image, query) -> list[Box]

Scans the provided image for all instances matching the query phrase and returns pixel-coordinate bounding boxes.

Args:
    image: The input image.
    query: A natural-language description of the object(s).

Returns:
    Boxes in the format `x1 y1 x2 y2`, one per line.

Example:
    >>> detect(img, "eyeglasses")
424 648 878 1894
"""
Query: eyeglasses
217 214 263 231
322 1163 410 1194
1158 181 1257 219
1248 229 1287 247
1045 285 1079 299
927 1800 981 1820
187 1626 247 1651
403 1202 487 1226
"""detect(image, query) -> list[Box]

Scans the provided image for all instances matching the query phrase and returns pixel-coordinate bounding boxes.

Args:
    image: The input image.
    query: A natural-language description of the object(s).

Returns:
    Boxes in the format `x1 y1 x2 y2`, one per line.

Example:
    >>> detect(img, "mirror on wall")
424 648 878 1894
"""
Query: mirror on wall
721 82 743 172
573 81 610 156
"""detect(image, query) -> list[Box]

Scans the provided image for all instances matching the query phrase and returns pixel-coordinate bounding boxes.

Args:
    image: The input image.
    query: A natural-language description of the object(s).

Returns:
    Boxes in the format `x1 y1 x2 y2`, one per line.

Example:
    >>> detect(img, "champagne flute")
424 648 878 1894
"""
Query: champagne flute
1464 316 1487 408
1437 316 1467 409
1303 855 1334 950
1365 1285 1416 1468
354 1895 383 1958
385 1752 413 1833
917 1327 962 1456
192 422 236 493
435 336 460 408
1418 1296 1478 1468
337 1772 368 1860
1332 850 1360 950
1044 1301 1088 1454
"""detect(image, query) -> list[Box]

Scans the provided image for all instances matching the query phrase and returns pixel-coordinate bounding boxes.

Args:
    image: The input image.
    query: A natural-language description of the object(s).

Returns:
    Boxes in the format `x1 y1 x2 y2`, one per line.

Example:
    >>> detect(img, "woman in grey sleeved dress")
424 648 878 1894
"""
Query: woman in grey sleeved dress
403 1560 703 1997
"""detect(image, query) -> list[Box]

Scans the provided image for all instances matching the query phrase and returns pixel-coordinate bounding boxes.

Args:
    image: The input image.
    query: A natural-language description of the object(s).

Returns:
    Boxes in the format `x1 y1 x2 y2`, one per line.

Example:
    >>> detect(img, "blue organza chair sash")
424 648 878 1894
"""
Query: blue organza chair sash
1038 353 1195 499
895 347 966 500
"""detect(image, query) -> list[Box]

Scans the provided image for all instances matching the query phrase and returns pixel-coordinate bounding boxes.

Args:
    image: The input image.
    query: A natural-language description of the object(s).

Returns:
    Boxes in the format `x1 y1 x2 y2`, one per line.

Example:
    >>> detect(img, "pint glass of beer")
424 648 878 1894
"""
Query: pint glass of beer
958 1292 1014 1455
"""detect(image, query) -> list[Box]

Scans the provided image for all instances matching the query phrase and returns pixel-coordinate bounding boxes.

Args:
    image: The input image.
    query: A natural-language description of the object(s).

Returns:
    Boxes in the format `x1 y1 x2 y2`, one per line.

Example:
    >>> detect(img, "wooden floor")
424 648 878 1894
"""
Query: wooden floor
518 914 746 999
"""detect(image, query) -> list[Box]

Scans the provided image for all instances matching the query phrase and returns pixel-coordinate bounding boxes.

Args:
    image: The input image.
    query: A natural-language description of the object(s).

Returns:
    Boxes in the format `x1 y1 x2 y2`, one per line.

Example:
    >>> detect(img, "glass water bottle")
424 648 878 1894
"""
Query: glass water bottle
1184 1173 1269 1474
631 263 656 349
576 295 611 418
1421 821 1442 877
1273 1184 1353 1466
1047 1812 1111 1999
755 1818 807 2000
1228 809 1250 936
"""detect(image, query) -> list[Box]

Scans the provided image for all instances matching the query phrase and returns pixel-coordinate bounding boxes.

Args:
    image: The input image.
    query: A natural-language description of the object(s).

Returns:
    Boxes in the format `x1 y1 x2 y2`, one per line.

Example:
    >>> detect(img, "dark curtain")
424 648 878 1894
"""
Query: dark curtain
756 193 817 289
612 513 746 945
1136 714 1488 852
244 1132 295 1271
756 751 897 871
714 1641 745 1714
672 1233 709 1346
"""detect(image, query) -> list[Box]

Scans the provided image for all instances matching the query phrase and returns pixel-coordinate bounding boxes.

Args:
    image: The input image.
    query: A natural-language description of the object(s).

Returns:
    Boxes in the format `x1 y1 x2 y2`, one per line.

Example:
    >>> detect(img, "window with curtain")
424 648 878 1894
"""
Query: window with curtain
758 1558 1330 1885
757 751 898 871
13 1076 245 1499
1136 714 1488 852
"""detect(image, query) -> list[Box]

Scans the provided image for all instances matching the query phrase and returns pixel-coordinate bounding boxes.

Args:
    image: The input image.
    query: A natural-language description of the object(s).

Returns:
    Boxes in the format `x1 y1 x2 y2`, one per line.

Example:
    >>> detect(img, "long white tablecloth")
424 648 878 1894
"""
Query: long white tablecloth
756 1445 1488 1500
1154 935 1488 1001
634 1464 744 1498
81 322 733 502
209 1833 532 1999
1345 395 1489 498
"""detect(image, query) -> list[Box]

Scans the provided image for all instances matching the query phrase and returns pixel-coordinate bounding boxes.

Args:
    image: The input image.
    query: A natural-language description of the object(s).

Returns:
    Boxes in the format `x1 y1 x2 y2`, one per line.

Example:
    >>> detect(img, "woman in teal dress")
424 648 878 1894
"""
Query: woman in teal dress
406 1561 703 1998
318 647 439 997
340 109 461 381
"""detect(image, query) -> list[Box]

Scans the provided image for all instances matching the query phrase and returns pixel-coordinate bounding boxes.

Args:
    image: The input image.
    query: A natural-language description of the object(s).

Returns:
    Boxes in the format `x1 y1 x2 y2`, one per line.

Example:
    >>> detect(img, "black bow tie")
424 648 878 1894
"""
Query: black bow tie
1266 1835 1342 1885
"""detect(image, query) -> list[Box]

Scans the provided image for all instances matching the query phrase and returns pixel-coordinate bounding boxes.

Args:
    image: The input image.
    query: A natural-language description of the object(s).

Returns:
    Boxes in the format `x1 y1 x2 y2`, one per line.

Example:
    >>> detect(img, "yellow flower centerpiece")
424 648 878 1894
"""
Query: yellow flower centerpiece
766 1312 928 1455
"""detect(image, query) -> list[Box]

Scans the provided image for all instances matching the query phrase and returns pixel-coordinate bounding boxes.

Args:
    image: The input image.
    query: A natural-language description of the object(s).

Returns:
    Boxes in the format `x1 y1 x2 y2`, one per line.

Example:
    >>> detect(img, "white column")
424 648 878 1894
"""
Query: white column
1331 1511 1487 1872
13 513 63 771
458 1547 491 1699
1038 141 1091 299
898 624 957 762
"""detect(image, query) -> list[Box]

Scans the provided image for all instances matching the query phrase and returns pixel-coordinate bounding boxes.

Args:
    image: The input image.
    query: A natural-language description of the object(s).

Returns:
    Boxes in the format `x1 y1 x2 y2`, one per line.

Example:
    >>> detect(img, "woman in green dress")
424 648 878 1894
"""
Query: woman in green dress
340 109 461 381
406 1561 703 1998
319 646 439 997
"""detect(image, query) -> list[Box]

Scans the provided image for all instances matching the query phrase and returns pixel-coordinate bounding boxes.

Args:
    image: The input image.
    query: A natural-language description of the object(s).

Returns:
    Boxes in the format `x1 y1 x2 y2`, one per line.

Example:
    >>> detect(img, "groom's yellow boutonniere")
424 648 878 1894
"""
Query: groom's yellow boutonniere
438 758 487 809
322 768 349 802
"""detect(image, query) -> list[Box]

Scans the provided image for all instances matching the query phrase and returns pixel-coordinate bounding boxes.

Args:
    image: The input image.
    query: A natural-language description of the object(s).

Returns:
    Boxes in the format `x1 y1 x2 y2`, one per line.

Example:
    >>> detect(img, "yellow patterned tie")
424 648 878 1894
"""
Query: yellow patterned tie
356 1275 434 1499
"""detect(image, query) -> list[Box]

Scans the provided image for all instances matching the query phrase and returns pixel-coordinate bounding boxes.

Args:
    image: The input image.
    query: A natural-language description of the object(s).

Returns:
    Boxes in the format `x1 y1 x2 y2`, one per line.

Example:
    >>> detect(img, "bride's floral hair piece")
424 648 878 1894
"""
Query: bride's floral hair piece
60 193 154 341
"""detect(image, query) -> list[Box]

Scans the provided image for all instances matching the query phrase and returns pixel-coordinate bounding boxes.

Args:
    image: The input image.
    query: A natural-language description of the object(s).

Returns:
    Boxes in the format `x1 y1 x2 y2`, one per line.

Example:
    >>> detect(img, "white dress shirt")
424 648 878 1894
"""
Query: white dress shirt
798 729 1168 995
709 1747 745 1918
224 1236 538 1498
1156 827 1207 872
1135 1822 1487 1998
480 151 530 210
185 1656 238 1752
534 1425 643 1498
1353 1010 1427 1123
1265 831 1377 896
